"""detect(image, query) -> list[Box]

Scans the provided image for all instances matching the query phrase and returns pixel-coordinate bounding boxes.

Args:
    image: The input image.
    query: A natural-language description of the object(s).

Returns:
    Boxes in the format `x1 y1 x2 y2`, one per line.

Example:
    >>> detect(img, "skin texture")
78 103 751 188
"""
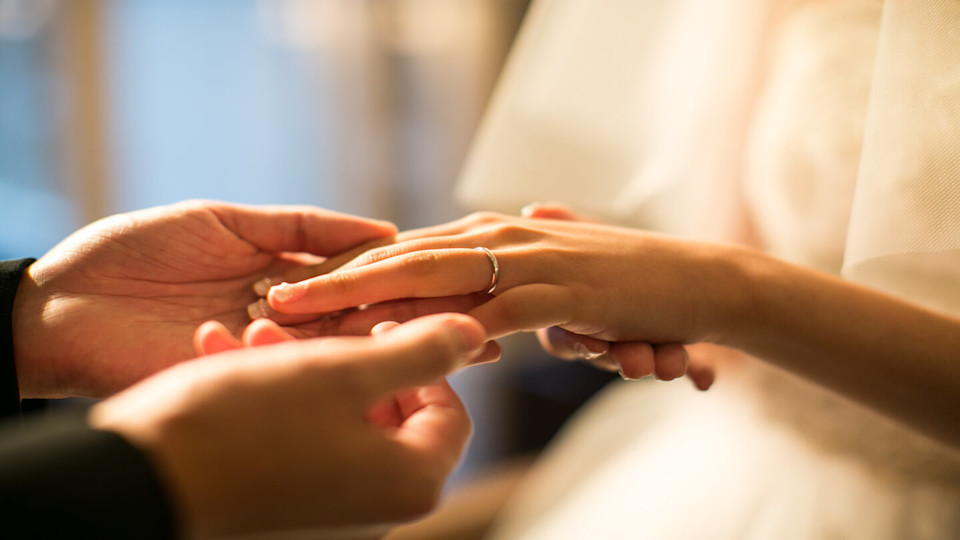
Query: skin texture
266 209 960 448
522 204 711 388
90 313 489 538
7 200 501 537
10 200 398 398
252 203 707 387
267 211 738 351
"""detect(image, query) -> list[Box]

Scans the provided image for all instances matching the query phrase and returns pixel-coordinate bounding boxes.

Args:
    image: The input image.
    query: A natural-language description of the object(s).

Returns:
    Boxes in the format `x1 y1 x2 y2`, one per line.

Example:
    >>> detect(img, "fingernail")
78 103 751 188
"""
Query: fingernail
575 342 607 361
247 298 269 319
465 343 500 366
520 202 541 218
252 277 272 296
270 282 305 304
444 319 485 361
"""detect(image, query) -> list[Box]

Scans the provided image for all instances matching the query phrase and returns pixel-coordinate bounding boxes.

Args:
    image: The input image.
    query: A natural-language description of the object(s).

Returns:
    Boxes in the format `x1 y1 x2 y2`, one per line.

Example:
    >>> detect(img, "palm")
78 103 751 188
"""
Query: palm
16 202 393 397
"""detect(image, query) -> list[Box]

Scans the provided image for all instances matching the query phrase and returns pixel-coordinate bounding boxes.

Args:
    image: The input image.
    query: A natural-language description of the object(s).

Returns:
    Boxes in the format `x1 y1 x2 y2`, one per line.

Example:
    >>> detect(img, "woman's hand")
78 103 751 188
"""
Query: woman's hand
12 200 397 398
522 203 715 389
254 206 960 448
90 313 491 538
264 211 747 374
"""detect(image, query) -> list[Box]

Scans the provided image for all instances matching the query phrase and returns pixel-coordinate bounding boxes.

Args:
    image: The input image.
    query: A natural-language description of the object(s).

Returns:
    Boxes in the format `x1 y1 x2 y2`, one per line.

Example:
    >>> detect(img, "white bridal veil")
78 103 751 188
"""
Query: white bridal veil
453 2 960 537
456 0 960 316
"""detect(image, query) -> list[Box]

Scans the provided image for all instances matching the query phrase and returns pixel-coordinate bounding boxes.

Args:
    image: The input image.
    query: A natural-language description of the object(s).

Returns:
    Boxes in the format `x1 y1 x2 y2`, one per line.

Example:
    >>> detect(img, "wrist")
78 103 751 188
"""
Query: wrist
696 244 770 348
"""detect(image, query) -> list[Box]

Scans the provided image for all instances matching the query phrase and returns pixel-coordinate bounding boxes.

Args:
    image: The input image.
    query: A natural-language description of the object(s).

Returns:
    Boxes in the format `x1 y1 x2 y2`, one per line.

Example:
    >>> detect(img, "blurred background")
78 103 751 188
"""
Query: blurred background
0 0 615 482
0 0 529 255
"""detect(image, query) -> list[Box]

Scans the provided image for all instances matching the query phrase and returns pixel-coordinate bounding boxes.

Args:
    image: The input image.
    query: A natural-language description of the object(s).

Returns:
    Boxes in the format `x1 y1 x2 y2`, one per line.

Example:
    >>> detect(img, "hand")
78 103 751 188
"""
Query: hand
89 313 488 538
523 203 714 389
193 315 501 433
12 200 396 398
264 209 741 385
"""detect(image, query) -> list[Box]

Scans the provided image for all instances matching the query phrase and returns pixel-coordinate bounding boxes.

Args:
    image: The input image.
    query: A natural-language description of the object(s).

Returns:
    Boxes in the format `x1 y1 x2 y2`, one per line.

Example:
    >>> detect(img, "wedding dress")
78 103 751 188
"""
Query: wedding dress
456 0 960 537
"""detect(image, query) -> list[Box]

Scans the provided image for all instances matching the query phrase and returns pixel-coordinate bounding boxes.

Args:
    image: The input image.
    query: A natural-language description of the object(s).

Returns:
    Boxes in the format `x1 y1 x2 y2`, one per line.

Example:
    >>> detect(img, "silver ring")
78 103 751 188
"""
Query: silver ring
474 247 500 294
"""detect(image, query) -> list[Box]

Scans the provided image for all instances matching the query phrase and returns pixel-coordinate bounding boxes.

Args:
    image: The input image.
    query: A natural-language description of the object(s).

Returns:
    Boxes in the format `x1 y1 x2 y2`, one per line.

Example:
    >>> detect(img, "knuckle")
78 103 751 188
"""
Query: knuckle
465 211 503 226
177 198 209 211
400 250 445 275
480 222 544 245
325 271 359 296
355 244 405 267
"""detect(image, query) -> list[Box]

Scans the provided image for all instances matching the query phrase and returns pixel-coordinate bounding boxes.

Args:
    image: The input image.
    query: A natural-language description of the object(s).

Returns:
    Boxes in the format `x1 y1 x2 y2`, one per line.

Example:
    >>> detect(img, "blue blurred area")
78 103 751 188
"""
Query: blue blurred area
1 1 346 259
103 0 336 211
0 22 78 259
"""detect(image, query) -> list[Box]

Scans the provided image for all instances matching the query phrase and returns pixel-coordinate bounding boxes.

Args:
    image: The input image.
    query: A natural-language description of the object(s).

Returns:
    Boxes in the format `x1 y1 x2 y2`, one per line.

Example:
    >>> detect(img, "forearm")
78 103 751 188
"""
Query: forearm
724 249 960 447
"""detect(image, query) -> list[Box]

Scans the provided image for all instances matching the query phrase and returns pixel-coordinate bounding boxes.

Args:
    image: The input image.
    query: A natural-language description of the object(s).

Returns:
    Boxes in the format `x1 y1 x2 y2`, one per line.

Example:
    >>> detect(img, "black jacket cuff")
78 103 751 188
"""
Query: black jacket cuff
1 259 37 420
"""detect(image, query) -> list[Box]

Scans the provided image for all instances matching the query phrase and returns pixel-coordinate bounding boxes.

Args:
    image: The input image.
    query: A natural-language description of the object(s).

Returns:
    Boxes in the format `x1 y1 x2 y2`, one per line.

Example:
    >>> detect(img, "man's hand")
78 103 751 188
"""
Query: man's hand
11 200 396 398
90 313 487 538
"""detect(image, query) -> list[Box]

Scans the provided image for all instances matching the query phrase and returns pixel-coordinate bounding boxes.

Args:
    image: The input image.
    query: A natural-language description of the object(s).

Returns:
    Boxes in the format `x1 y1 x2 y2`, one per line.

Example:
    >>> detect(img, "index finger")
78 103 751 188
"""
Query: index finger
267 248 507 314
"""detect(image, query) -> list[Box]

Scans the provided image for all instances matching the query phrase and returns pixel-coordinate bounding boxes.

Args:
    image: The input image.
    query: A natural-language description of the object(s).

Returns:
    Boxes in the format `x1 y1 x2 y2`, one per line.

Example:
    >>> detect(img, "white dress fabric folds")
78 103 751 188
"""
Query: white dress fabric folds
455 0 960 537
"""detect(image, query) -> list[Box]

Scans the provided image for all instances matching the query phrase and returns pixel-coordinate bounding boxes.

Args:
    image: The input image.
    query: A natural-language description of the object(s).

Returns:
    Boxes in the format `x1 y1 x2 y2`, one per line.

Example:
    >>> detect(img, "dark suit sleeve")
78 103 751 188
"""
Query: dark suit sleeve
0 259 179 538
0 413 179 539
1 258 34 419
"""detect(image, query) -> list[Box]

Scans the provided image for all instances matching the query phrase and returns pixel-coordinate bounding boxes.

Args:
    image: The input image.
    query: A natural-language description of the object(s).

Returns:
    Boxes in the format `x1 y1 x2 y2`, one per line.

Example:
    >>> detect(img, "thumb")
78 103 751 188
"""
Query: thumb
203 201 397 256
357 314 486 398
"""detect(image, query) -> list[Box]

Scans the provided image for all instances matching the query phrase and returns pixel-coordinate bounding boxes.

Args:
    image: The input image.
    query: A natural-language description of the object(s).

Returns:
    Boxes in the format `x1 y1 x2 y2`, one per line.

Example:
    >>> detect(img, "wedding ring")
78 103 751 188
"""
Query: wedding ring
474 247 500 294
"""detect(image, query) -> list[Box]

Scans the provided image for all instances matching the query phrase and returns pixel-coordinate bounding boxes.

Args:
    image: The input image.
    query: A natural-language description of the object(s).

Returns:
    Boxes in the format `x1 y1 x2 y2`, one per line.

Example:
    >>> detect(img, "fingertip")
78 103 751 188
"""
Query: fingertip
521 201 576 220
192 320 216 355
247 298 269 320
267 281 307 309
358 314 489 398
252 277 272 297
242 318 295 347
688 365 717 391
612 342 656 380
437 313 487 359
536 327 582 360
520 202 545 218
372 320 401 335
693 372 716 391
383 313 487 362
372 219 399 235
653 343 690 381
194 320 241 356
